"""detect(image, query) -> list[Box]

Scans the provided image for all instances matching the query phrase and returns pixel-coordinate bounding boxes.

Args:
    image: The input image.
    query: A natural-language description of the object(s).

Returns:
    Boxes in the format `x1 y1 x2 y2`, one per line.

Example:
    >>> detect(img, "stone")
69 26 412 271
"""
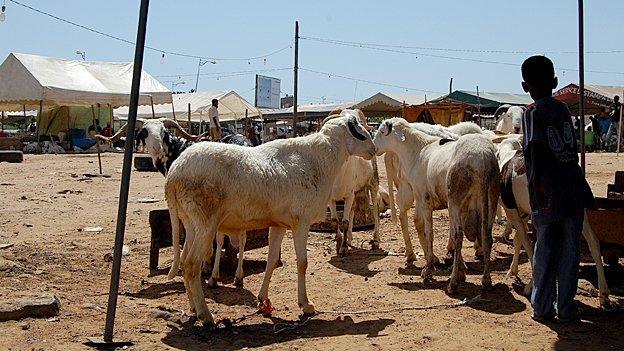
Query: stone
0 295 61 321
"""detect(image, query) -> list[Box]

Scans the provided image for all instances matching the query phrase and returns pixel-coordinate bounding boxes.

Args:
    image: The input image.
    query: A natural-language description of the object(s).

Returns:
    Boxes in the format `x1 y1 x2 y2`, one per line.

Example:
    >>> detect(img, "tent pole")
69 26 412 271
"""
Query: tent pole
578 0 586 175
618 90 623 156
150 96 156 119
91 105 103 174
108 104 113 131
171 100 177 121
187 103 191 133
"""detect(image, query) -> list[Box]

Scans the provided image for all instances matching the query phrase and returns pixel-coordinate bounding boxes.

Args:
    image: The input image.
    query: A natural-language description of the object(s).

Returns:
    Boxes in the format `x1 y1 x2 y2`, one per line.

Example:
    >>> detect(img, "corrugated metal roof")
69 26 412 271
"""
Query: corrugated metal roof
432 90 532 108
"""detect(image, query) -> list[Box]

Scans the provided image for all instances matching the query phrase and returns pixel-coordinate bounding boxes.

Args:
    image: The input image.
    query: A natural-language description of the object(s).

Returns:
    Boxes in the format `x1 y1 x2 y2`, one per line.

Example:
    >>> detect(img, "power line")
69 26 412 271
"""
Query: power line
301 36 624 75
8 0 292 62
154 67 292 79
301 35 624 55
300 68 443 94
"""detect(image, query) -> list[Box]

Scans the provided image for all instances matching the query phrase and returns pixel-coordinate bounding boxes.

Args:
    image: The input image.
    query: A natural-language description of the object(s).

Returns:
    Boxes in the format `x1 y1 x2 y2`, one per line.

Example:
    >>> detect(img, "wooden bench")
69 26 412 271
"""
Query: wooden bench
148 209 269 271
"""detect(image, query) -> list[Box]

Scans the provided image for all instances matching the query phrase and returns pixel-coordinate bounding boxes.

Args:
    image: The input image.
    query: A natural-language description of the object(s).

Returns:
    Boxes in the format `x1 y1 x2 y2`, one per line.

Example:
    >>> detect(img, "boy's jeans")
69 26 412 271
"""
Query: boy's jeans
531 213 583 319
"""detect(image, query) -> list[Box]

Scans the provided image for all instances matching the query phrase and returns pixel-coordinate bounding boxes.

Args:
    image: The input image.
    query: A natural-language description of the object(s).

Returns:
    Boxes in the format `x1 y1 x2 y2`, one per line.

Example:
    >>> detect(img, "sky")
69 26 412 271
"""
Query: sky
1 0 623 105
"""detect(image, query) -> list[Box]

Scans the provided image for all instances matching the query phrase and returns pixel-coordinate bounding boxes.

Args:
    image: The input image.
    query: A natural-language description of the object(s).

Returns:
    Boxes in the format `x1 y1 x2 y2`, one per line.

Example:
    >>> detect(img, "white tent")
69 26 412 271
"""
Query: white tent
0 52 172 110
114 90 260 122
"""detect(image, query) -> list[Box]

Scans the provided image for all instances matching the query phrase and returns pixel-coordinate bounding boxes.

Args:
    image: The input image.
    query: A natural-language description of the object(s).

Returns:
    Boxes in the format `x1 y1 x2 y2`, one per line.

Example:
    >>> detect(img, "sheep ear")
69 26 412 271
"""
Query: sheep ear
347 116 367 141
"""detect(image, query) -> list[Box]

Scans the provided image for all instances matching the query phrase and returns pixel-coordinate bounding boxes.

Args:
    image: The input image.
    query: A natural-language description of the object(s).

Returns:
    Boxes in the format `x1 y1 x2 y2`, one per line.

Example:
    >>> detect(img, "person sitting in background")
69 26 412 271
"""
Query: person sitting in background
102 123 113 137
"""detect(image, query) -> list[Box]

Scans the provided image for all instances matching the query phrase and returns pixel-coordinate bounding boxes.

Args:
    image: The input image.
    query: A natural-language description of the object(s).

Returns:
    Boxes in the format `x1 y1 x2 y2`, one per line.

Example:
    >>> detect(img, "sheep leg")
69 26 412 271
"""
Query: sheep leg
369 182 381 250
481 187 498 292
400 209 417 262
582 210 610 308
346 207 355 247
421 207 436 283
447 206 464 295
183 221 216 325
329 201 342 254
384 153 398 224
258 227 286 314
339 193 355 255
234 230 247 287
207 232 224 288
292 222 315 316
505 209 524 277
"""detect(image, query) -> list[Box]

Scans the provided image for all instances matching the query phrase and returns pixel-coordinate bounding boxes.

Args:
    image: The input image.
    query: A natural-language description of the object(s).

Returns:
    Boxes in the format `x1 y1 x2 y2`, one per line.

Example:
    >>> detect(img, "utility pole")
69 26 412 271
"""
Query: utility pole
194 59 207 92
578 0 586 175
293 21 299 137
449 78 453 95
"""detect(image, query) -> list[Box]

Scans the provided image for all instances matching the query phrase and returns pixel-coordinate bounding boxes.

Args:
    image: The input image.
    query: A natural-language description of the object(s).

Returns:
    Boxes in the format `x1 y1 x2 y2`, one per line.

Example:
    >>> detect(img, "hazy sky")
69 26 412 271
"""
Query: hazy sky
1 0 623 104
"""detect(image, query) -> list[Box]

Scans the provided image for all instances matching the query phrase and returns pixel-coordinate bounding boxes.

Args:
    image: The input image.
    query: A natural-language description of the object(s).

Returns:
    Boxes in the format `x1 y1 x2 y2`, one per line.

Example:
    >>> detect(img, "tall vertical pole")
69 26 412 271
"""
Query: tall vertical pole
195 58 202 92
476 85 481 125
618 90 623 156
449 78 453 95
578 0 586 175
293 21 299 137
91 105 102 174
102 0 150 343
188 103 192 133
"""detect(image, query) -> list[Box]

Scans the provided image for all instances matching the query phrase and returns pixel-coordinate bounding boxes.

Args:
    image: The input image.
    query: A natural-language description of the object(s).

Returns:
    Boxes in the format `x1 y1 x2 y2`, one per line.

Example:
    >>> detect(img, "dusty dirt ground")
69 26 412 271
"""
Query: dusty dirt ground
1 152 623 350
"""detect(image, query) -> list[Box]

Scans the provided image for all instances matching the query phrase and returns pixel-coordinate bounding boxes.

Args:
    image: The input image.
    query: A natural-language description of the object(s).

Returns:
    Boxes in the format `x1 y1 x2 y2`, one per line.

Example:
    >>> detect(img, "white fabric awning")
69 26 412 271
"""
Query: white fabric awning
114 90 260 122
0 53 172 110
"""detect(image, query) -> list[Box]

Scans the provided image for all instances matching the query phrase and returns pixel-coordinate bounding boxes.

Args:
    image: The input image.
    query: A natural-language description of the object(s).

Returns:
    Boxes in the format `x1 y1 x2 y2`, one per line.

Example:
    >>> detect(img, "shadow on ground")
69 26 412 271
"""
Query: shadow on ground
162 315 395 351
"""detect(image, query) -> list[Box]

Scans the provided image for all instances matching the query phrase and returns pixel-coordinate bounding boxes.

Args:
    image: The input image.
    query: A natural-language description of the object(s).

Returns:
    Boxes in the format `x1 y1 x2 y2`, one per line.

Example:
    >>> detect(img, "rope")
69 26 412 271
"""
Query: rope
272 295 483 334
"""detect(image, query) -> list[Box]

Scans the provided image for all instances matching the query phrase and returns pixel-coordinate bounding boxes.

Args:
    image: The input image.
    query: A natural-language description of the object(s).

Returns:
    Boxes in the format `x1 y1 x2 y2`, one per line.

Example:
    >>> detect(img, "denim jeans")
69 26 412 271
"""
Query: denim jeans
531 213 583 319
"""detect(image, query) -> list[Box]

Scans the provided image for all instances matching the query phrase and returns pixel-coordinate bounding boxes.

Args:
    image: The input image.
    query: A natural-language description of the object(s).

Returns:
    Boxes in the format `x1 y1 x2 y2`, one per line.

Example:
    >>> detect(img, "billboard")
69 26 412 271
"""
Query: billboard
255 75 281 109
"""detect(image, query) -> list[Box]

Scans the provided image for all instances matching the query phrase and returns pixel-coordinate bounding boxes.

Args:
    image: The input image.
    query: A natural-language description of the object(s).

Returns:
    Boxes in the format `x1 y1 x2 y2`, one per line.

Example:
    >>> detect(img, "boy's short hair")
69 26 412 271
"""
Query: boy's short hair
521 55 555 88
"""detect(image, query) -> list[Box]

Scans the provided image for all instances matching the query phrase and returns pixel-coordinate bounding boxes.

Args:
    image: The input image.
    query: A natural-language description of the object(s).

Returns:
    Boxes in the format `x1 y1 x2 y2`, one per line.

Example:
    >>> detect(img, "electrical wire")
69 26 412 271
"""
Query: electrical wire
154 67 292 79
8 0 292 62
300 68 444 94
301 36 624 75
301 35 624 55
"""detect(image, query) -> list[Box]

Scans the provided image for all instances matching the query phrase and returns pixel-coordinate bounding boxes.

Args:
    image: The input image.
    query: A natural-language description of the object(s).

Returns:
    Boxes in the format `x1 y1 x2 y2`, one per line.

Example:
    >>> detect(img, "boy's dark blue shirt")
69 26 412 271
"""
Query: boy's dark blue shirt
522 97 595 224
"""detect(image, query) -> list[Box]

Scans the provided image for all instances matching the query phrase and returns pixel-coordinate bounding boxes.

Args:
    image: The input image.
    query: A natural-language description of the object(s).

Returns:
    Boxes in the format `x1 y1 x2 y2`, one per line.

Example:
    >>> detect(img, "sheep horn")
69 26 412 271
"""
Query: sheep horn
96 118 146 142
384 121 393 136
160 118 200 141
347 115 367 141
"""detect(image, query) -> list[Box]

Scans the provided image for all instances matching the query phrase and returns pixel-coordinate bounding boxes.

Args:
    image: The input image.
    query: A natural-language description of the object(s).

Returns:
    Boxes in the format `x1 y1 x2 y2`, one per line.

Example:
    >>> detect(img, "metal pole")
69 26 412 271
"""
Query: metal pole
91 105 102 174
194 58 201 92
293 21 299 137
254 74 259 107
476 86 481 125
102 0 150 342
171 100 177 121
449 78 453 95
1 111 4 131
578 0 586 175
36 100 43 141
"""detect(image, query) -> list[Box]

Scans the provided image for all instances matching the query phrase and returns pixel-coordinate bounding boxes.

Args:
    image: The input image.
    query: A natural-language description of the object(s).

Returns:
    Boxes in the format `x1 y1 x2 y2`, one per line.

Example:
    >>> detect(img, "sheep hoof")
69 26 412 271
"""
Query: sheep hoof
207 277 219 288
370 240 380 250
338 244 349 256
234 277 244 287
523 284 532 297
258 299 274 317
447 281 459 295
600 296 612 310
196 309 215 326
300 302 316 316
481 277 493 291
405 252 417 263
506 270 518 279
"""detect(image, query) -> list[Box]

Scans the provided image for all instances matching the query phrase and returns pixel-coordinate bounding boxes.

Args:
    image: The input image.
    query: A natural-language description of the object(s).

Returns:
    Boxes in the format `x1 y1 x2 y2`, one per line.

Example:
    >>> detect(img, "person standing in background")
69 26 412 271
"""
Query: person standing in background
608 95 621 150
208 98 221 141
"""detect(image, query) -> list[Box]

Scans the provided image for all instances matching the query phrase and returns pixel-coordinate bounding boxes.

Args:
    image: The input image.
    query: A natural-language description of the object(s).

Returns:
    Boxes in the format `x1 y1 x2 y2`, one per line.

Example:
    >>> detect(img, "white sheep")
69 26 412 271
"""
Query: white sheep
374 118 500 294
165 115 376 325
495 105 525 134
322 109 381 254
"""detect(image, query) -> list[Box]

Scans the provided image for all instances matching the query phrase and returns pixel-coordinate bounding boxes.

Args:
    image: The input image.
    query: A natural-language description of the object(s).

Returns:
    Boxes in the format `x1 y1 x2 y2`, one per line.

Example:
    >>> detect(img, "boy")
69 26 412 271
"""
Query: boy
520 56 595 322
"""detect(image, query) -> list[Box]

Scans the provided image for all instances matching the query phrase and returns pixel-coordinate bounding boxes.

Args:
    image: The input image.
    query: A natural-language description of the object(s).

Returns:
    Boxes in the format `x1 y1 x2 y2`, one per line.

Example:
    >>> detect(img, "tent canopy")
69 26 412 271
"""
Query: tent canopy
114 90 260 122
0 53 172 110
430 90 532 109
554 83 623 115
352 92 440 116
260 102 356 121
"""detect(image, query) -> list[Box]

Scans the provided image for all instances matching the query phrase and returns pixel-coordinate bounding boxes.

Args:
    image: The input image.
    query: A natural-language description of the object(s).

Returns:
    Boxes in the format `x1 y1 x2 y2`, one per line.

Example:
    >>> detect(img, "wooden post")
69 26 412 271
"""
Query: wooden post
187 102 192 133
1 111 4 131
476 86 481 125
91 105 103 174
618 90 623 156
292 21 299 138
578 0 586 174
149 95 156 119
449 78 453 95
108 104 114 130
171 100 177 121
36 100 43 140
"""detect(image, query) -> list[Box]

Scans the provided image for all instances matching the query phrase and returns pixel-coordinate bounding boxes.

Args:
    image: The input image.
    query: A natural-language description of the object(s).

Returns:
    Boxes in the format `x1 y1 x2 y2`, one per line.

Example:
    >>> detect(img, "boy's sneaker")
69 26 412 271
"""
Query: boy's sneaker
532 311 556 323
557 311 580 323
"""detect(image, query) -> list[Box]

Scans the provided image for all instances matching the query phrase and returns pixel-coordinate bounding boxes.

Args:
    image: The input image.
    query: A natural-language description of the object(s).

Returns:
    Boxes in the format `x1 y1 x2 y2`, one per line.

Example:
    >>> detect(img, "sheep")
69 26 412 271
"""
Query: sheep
495 105 525 134
497 138 610 306
374 118 500 294
321 109 381 255
164 115 376 325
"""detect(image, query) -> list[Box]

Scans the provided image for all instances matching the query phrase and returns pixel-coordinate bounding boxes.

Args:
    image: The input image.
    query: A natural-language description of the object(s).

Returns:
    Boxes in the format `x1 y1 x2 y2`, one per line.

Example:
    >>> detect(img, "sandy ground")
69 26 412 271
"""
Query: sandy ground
0 152 623 351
